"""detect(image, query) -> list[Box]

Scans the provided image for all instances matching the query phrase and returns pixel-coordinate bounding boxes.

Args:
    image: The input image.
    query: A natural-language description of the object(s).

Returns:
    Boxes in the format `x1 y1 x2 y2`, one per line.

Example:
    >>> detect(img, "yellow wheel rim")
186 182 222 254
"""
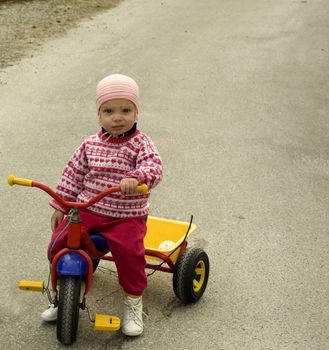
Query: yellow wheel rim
193 260 206 293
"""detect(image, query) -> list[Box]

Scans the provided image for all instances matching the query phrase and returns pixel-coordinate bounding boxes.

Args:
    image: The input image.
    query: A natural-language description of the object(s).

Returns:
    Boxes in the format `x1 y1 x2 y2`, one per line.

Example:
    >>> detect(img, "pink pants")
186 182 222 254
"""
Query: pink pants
47 209 148 296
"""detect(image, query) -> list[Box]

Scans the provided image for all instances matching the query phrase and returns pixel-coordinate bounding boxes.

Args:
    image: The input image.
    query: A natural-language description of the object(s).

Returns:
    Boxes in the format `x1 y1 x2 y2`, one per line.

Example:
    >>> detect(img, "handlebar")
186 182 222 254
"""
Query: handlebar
8 175 148 210
8 176 33 187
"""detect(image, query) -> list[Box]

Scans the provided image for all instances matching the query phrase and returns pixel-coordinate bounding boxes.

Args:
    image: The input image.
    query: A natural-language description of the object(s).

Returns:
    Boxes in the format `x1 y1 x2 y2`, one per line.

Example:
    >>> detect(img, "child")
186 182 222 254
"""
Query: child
41 74 163 336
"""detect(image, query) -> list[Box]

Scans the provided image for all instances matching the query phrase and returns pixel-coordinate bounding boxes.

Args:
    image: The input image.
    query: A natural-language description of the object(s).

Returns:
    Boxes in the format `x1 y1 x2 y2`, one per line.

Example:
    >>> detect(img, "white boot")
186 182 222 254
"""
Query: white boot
122 295 144 336
41 304 58 322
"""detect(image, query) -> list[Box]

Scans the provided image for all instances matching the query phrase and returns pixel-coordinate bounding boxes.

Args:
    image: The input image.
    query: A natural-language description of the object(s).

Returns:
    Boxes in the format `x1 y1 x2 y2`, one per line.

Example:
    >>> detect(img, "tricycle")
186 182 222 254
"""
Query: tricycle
8 175 210 345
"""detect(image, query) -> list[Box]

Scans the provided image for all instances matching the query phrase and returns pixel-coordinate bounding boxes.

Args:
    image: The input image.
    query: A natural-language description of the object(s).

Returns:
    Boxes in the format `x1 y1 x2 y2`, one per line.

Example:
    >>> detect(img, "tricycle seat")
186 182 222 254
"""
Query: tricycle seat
89 232 108 252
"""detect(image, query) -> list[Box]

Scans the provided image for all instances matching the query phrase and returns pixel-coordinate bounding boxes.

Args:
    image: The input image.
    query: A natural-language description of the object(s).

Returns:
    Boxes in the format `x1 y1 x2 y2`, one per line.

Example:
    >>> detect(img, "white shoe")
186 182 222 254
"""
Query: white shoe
122 296 144 336
41 304 58 322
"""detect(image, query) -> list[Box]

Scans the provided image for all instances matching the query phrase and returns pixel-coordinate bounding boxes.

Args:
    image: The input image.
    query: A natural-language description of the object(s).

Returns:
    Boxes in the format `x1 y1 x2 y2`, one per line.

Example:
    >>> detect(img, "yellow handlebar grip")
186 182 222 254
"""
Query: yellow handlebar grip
8 175 33 187
137 184 148 193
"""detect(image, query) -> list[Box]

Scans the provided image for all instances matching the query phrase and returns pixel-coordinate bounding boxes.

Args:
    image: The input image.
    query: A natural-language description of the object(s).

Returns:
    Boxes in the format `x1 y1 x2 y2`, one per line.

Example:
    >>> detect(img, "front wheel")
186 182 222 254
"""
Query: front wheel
173 247 210 304
57 276 81 345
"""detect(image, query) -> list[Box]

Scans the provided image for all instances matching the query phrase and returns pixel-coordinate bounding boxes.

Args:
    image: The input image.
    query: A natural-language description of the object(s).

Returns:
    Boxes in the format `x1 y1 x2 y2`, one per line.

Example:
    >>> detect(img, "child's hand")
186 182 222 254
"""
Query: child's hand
51 209 65 232
120 178 139 195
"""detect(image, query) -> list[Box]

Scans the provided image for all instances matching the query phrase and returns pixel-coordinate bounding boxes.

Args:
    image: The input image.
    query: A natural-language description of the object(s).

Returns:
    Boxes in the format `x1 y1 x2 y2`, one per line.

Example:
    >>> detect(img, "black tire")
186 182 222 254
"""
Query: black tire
57 276 81 345
173 247 209 304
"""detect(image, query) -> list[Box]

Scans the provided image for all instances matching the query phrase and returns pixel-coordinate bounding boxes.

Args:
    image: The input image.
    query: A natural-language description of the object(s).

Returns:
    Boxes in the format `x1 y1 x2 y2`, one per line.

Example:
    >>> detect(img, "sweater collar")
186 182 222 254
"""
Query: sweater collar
99 124 139 143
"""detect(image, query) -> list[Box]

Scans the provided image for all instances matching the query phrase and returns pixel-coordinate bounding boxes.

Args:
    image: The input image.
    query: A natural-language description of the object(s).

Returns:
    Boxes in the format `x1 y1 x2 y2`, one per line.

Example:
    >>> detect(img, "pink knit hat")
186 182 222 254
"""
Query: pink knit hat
96 74 140 114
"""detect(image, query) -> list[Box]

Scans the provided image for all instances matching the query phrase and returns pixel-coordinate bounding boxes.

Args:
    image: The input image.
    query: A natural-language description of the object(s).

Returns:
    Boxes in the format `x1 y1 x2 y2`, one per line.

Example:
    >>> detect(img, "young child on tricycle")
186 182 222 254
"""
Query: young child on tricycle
42 74 163 337
9 73 210 346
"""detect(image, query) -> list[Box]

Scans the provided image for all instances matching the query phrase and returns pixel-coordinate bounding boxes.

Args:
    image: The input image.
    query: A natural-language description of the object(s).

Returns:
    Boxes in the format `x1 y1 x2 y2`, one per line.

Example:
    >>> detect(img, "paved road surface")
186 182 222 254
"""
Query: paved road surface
1 0 329 349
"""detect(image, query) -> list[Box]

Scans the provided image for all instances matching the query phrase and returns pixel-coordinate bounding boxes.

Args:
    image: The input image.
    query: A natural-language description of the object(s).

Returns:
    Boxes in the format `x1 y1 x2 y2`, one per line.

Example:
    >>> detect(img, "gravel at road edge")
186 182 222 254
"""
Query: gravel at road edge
0 0 121 70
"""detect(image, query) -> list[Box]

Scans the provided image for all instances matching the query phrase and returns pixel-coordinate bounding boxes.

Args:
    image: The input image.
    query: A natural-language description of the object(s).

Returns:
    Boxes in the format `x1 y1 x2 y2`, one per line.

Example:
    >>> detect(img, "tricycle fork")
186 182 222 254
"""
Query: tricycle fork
51 248 94 299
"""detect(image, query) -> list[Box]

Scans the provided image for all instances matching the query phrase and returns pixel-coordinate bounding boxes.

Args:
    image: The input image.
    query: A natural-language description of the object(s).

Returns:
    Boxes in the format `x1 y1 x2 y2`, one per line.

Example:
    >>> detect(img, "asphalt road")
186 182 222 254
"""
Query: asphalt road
1 0 329 349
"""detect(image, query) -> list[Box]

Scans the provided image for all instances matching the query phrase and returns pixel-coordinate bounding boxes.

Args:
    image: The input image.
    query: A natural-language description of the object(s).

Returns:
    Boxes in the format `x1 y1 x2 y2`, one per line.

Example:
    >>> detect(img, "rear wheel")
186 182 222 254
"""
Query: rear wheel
173 247 209 304
57 276 81 345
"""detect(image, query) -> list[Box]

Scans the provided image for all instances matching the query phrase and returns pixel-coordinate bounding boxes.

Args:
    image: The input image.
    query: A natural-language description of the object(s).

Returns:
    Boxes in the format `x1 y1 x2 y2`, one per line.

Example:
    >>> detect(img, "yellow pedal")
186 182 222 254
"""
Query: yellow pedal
94 314 120 331
19 280 44 292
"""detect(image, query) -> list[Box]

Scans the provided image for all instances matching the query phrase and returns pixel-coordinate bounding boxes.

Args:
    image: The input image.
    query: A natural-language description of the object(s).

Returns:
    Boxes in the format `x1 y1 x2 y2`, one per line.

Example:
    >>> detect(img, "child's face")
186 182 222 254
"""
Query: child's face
99 99 138 136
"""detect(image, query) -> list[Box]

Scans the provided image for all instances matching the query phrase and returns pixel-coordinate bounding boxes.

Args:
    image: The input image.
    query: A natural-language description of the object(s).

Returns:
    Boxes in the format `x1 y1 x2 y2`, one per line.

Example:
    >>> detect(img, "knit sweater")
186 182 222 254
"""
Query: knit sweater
50 129 163 218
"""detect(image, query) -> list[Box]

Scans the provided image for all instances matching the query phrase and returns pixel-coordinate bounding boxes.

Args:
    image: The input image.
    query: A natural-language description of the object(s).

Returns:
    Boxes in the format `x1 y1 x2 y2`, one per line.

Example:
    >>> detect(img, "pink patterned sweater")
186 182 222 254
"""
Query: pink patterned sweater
50 129 163 218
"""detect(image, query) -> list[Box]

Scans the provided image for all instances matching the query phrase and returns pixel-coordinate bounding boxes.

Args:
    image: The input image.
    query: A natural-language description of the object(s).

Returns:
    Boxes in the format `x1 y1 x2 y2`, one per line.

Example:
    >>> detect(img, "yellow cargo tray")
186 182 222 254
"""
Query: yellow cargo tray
100 216 197 272
144 216 197 263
